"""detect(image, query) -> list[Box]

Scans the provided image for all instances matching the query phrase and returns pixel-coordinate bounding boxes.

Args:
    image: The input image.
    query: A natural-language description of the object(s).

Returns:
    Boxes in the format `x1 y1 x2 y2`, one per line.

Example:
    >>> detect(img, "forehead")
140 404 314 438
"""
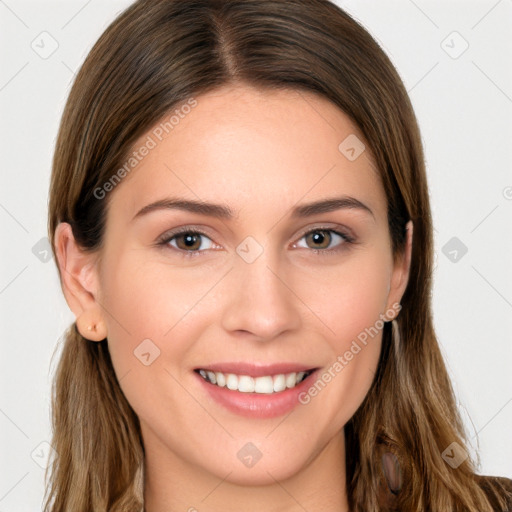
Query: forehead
107 85 385 223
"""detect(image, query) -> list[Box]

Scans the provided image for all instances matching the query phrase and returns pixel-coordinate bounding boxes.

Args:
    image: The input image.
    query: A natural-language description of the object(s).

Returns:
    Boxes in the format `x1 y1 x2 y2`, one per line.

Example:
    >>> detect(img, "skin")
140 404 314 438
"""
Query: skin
55 84 413 512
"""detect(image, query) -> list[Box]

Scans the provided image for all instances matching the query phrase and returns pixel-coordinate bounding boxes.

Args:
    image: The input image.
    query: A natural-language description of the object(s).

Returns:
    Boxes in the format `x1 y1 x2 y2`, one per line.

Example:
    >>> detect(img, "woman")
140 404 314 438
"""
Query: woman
45 0 512 510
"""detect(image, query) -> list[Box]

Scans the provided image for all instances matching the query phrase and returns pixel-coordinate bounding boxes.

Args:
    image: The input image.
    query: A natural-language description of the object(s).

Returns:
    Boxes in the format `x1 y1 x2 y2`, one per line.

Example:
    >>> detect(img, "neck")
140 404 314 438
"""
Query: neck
143 427 349 512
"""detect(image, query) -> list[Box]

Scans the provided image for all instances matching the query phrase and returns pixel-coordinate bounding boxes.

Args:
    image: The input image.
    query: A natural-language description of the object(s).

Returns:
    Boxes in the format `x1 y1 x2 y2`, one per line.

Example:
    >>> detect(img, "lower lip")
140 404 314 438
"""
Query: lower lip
194 370 318 419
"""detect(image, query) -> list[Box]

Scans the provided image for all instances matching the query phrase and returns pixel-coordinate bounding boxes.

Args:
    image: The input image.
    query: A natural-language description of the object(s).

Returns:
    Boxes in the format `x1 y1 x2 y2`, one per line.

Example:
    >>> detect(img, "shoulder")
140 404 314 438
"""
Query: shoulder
476 475 512 511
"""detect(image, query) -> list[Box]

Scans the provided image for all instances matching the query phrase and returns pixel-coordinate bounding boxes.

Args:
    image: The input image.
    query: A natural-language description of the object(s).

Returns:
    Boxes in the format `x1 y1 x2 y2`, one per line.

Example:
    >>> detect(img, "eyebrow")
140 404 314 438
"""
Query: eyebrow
131 196 375 221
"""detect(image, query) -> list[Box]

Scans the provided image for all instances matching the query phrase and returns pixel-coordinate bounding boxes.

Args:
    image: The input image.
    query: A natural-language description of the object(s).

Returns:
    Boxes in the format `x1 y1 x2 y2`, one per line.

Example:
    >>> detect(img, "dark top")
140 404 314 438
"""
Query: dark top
478 475 512 511
377 474 512 510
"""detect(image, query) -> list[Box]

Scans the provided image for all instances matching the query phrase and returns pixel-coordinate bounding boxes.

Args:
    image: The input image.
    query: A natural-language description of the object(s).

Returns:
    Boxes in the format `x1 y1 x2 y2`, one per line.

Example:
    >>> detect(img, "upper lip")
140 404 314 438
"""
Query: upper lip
194 362 319 378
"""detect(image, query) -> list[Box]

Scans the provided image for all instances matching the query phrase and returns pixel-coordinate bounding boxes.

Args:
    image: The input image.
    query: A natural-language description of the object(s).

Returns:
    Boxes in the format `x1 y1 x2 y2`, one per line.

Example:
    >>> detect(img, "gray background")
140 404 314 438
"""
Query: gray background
0 0 511 510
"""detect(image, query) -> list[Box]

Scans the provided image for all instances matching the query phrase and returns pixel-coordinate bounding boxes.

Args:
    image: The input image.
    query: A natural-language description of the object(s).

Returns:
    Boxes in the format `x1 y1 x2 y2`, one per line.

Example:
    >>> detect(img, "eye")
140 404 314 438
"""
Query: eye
294 228 353 252
156 226 355 256
157 228 216 253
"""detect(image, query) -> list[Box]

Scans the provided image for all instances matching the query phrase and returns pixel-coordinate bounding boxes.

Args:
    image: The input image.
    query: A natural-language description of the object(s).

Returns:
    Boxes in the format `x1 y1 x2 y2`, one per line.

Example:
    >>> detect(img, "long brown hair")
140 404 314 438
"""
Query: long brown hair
46 0 508 510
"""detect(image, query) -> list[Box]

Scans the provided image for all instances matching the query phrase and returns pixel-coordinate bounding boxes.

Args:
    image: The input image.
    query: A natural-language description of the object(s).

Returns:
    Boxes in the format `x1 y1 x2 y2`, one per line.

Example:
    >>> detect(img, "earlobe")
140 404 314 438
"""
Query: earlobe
54 222 107 342
76 316 108 342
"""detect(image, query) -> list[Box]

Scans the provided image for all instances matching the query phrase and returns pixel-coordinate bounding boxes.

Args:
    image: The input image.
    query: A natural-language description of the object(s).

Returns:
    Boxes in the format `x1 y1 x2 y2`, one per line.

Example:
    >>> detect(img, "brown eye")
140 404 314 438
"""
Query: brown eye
174 233 203 251
295 228 352 253
305 230 332 249
160 230 215 253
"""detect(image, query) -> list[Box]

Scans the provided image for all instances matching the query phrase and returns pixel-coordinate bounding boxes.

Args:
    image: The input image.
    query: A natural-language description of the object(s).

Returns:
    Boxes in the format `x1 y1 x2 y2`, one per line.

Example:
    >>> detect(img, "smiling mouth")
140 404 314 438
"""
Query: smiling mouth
194 368 315 394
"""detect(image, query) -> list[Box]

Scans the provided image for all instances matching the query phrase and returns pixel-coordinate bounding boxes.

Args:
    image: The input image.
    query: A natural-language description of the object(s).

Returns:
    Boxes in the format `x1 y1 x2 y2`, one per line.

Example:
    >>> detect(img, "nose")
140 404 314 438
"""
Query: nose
220 252 302 341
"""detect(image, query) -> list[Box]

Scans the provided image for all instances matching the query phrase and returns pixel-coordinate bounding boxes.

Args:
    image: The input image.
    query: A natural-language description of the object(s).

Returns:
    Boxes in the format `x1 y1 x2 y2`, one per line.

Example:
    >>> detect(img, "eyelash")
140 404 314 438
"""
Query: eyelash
156 226 356 257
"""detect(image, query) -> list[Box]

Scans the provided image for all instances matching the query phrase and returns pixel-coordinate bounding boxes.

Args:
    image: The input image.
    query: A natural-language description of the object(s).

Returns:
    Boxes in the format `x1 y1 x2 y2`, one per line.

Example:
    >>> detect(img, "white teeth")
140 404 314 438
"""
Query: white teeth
254 376 274 394
238 375 255 393
226 373 238 391
285 372 297 388
198 369 311 393
215 372 226 387
273 374 286 392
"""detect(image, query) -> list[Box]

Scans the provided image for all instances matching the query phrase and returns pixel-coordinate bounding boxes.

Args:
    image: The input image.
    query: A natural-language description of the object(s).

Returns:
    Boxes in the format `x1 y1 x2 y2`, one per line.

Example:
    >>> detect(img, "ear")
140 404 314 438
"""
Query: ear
385 220 413 319
54 222 107 341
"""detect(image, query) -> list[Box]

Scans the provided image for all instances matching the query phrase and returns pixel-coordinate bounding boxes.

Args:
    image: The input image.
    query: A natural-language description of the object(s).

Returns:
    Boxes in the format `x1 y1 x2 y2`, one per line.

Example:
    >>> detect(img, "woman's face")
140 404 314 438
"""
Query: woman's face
66 85 411 487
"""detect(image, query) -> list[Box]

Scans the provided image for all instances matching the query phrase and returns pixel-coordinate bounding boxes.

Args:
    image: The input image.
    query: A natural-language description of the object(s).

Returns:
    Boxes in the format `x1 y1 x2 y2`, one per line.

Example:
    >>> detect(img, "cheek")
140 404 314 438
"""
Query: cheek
304 338 382 445
291 251 390 425
293 248 391 340
100 249 221 340
96 255 206 431
97 250 222 399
